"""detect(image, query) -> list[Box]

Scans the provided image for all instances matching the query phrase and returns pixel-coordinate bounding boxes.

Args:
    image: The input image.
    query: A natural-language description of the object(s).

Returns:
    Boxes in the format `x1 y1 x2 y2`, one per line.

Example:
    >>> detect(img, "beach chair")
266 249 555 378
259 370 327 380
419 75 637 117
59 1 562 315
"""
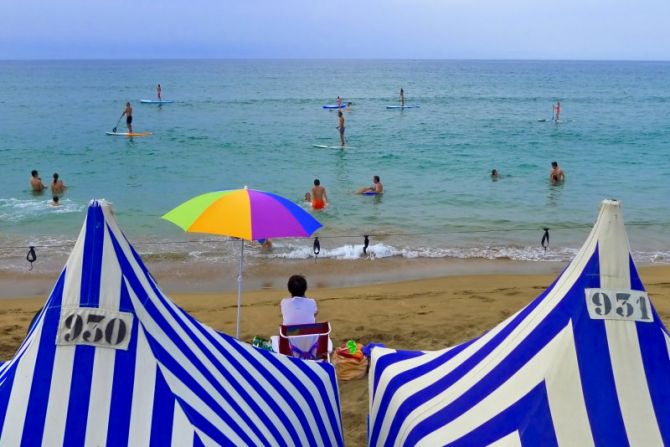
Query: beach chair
272 322 333 362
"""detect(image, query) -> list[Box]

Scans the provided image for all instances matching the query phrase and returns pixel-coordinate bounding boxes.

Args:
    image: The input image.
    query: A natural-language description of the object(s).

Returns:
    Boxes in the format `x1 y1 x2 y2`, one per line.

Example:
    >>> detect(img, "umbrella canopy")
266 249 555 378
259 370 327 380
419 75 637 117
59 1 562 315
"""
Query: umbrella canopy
162 188 322 339
162 188 322 240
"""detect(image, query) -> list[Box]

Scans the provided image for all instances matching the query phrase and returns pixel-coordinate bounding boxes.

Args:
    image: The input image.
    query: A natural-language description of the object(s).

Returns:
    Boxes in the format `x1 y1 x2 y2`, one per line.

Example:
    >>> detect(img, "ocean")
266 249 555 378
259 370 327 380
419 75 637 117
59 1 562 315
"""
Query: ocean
1 59 670 277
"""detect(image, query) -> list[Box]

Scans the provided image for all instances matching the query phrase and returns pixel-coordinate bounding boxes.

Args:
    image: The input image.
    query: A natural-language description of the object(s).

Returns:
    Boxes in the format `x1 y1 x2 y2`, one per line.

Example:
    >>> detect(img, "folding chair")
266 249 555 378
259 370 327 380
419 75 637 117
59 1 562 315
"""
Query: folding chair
272 322 332 361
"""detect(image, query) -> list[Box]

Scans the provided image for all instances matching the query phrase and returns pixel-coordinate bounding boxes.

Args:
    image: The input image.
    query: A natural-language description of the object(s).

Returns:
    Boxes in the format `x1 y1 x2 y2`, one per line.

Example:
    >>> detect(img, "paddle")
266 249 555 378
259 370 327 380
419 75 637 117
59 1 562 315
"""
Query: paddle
112 113 124 133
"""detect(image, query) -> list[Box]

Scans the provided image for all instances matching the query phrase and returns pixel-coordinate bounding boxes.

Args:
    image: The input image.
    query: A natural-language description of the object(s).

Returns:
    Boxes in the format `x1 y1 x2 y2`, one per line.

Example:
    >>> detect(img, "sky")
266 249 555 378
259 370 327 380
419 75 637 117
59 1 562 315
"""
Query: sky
2 0 669 60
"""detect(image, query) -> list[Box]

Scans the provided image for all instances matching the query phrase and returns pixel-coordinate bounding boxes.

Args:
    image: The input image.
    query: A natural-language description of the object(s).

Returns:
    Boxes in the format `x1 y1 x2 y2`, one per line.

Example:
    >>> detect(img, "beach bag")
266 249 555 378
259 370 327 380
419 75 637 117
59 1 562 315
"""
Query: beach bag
332 342 368 381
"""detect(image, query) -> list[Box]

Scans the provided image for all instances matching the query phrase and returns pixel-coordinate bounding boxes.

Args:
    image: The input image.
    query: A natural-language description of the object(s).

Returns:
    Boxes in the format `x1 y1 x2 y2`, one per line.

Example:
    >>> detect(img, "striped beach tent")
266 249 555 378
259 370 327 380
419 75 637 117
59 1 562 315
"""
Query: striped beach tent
0 200 343 446
369 200 669 446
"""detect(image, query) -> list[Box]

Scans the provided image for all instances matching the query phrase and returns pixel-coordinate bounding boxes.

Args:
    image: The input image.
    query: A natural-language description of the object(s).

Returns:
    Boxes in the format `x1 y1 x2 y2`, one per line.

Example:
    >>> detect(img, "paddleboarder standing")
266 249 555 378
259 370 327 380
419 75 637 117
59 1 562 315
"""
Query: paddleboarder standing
122 102 133 134
338 110 345 146
553 100 561 122
157 84 162 101
400 88 405 106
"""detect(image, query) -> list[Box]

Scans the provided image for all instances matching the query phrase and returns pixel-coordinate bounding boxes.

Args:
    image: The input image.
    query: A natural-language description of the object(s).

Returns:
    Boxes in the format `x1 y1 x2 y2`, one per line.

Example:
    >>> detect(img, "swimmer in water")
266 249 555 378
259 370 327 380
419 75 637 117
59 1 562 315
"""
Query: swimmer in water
491 169 500 180
304 192 312 203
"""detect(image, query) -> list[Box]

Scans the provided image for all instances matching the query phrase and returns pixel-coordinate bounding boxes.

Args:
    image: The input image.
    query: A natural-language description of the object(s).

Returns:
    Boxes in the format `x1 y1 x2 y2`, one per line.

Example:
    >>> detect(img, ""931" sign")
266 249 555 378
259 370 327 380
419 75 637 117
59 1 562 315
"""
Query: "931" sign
56 307 134 350
585 289 653 323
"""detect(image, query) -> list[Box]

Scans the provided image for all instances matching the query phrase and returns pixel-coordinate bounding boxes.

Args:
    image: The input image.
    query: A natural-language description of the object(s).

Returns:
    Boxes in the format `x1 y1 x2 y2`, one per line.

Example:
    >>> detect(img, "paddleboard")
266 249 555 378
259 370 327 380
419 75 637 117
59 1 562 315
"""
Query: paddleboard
106 131 153 137
313 144 352 149
140 99 174 104
386 105 419 109
322 104 347 109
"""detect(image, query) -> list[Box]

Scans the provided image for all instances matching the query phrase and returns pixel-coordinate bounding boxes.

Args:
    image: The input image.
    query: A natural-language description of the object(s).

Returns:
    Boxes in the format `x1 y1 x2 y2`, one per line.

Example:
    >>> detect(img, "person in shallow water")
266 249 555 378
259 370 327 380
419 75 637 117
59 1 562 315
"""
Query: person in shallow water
310 179 328 210
550 161 565 184
30 170 46 192
51 173 66 195
356 175 384 194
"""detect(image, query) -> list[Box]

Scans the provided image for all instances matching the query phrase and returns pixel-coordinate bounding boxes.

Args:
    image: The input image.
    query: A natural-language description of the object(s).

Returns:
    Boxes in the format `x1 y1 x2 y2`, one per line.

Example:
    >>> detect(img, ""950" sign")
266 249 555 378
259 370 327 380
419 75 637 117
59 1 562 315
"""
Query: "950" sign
56 307 134 350
585 289 653 323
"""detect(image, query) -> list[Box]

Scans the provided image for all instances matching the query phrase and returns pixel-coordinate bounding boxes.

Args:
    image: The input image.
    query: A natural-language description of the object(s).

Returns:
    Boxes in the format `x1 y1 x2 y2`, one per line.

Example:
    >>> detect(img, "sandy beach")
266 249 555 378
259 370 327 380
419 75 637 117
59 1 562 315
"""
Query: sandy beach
1 265 668 445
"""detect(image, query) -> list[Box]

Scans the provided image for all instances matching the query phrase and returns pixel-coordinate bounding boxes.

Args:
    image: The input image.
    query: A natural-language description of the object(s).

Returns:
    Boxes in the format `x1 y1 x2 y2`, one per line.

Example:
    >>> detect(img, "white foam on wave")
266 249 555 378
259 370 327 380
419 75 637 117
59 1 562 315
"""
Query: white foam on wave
0 197 84 223
261 241 669 264
1 237 669 274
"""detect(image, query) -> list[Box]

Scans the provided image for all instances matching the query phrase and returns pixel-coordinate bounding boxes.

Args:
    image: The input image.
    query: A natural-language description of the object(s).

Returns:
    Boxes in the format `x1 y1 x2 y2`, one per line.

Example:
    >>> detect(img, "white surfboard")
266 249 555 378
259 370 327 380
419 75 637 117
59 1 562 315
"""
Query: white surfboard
106 131 153 137
312 144 352 149
140 99 175 104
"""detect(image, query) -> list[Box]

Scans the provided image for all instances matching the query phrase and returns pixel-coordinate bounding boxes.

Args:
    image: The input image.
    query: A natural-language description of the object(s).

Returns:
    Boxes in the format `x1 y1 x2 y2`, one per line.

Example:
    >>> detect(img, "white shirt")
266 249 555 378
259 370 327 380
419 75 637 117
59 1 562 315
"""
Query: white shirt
280 296 317 326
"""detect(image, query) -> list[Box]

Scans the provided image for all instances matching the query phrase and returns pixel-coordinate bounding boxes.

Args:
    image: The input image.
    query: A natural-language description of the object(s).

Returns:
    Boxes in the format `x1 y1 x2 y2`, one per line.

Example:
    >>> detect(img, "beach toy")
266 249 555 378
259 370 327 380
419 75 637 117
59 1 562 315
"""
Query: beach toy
252 336 273 351
347 339 357 354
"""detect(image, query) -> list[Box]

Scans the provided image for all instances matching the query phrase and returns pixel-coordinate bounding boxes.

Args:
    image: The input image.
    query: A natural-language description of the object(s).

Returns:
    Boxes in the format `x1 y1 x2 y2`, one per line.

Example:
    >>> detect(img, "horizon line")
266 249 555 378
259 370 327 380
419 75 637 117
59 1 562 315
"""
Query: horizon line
1 57 669 63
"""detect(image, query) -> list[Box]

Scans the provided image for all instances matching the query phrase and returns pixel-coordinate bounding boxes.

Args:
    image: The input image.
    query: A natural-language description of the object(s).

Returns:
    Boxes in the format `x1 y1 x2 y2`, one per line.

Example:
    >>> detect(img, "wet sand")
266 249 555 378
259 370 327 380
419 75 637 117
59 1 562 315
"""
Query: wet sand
0 265 668 445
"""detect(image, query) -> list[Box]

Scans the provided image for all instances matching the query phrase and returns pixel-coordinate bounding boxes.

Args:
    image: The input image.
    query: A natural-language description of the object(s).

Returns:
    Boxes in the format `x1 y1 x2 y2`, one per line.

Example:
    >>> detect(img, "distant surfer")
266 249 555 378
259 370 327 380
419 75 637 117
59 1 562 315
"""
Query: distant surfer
356 175 384 194
338 110 346 146
336 96 342 107
51 173 66 195
122 102 133 134
400 88 405 106
550 161 565 184
553 100 561 122
30 170 46 192
311 179 328 210
157 84 162 101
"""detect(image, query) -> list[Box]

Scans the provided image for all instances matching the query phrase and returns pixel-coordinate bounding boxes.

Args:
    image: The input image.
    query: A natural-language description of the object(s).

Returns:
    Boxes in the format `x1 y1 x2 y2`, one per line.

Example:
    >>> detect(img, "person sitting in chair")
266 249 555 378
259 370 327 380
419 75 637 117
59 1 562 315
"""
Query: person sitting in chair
277 275 322 358
281 275 317 325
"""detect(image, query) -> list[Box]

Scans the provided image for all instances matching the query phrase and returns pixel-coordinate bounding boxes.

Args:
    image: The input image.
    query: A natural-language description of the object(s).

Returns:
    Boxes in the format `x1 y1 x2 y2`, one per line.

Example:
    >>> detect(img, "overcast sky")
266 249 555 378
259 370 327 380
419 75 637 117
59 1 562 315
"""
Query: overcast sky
2 0 669 60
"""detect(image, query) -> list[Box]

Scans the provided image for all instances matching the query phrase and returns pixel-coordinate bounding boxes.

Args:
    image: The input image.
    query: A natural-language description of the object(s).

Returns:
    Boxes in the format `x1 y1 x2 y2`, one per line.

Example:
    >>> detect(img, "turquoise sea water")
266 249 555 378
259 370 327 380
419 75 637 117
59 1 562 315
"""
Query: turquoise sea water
1 60 670 273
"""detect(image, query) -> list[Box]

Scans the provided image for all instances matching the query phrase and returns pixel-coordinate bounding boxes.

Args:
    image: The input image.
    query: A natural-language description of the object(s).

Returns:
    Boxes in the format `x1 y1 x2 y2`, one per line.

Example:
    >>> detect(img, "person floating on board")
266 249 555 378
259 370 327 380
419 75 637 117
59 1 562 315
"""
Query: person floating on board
157 84 162 101
553 100 561 122
122 102 133 134
338 110 346 146
356 175 384 194
51 173 66 195
30 170 46 193
550 161 566 184
400 88 405 106
311 179 328 210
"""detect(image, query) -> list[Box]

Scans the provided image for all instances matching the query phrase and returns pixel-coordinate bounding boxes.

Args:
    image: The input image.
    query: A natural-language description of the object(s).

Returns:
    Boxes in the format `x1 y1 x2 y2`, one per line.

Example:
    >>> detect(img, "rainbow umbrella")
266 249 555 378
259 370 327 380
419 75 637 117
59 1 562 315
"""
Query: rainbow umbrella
162 188 322 338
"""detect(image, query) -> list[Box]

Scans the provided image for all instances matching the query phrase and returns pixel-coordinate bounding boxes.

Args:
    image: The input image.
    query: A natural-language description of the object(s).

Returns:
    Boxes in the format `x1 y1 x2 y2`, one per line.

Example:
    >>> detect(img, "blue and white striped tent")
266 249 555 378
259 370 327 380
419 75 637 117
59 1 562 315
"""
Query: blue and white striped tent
369 200 669 446
0 200 343 446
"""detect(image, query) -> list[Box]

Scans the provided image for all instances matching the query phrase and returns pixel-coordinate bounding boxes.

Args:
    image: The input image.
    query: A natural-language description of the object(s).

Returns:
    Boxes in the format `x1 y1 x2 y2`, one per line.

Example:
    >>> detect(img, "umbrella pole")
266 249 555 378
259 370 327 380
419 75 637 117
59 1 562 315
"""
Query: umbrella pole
235 239 244 339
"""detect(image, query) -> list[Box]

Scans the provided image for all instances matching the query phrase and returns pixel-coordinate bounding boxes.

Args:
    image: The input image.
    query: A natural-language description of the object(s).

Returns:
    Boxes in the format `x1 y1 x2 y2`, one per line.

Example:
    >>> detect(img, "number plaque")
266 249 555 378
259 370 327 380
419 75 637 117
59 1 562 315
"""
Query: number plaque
585 289 653 323
56 307 134 350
